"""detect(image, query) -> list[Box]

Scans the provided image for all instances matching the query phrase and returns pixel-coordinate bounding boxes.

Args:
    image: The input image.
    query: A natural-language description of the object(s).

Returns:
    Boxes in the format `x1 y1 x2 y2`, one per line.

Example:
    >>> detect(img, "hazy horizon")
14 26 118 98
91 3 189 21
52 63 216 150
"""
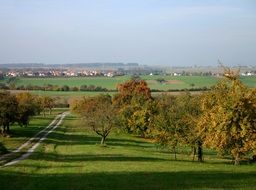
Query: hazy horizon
0 0 256 67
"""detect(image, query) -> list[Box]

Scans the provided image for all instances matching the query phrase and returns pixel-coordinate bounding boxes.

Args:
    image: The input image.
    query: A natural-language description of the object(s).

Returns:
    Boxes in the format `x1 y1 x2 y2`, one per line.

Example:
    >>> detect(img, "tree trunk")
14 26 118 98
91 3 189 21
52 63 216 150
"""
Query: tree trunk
3 125 6 134
192 146 196 161
173 146 177 160
234 153 240 165
101 135 106 145
252 155 256 162
197 140 203 162
6 124 10 133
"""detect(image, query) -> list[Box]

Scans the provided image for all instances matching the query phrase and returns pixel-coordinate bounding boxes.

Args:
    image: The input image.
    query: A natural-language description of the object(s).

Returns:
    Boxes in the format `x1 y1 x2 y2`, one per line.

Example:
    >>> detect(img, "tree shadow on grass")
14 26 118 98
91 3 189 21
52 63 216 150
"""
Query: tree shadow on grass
8 123 52 139
30 152 169 163
0 170 255 190
44 131 153 149
0 142 8 155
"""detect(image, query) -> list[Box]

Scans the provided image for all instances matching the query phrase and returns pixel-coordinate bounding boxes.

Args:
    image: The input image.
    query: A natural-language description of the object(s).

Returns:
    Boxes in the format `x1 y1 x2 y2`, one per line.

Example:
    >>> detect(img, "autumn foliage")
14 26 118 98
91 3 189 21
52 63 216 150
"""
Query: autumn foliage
114 79 152 106
198 74 256 165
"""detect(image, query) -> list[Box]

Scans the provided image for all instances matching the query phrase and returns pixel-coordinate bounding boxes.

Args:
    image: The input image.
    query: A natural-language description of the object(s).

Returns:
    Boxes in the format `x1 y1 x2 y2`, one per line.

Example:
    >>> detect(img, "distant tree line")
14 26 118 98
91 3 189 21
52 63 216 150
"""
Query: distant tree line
72 69 256 165
0 82 211 92
0 83 111 92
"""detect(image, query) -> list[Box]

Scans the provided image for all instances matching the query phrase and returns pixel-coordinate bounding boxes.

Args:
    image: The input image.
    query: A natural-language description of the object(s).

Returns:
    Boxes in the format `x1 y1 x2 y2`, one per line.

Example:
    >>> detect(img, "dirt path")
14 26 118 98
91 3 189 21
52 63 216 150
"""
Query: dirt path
0 111 69 167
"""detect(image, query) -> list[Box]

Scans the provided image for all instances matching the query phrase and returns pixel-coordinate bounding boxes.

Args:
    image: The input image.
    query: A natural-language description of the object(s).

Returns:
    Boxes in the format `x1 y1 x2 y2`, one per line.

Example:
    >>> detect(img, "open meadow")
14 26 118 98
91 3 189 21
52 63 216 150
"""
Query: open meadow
10 75 256 91
1 113 256 190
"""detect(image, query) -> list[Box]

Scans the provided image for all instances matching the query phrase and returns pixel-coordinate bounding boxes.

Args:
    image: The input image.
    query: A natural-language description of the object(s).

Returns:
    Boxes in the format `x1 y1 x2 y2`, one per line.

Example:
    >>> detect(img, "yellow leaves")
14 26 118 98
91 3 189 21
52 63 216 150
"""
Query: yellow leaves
198 73 256 161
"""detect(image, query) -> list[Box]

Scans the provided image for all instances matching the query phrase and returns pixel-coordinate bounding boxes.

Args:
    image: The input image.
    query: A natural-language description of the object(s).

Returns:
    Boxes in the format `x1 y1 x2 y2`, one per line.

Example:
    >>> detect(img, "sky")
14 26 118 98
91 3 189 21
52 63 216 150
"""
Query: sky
0 0 255 67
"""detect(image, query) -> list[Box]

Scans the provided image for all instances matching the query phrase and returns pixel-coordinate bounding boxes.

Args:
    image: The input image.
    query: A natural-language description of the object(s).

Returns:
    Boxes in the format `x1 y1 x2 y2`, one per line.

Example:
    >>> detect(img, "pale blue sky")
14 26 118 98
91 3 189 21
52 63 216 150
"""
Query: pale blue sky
0 0 255 66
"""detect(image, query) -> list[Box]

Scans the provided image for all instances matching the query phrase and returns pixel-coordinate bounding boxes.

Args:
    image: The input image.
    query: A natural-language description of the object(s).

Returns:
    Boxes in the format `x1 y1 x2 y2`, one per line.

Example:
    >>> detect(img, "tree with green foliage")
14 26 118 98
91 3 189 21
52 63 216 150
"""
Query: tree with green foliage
0 91 18 134
72 94 117 145
176 93 203 161
153 95 178 159
198 69 256 165
152 92 203 161
16 92 41 127
60 85 70 91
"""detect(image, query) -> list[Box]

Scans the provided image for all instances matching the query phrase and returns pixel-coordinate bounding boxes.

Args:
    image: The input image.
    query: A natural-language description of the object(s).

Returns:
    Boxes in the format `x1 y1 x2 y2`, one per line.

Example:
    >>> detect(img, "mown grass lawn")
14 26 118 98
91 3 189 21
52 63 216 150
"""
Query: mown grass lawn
1 114 256 190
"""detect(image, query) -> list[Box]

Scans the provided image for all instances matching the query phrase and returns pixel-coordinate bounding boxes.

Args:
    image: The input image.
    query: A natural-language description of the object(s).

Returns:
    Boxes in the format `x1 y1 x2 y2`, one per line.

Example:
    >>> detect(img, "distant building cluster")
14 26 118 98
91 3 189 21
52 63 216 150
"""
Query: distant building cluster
1 69 124 78
241 72 254 76
0 62 150 78
0 63 255 78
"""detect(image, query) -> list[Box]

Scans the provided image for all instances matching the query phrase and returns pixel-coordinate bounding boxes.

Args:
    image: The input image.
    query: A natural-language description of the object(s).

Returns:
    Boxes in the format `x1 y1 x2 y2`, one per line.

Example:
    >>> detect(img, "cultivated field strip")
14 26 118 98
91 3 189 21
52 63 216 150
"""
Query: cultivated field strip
0 112 69 167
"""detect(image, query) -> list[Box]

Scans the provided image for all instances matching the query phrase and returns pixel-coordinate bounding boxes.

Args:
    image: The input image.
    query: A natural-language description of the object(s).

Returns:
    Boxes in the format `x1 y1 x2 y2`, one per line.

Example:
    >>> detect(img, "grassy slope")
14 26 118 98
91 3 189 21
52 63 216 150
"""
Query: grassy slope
1 114 255 190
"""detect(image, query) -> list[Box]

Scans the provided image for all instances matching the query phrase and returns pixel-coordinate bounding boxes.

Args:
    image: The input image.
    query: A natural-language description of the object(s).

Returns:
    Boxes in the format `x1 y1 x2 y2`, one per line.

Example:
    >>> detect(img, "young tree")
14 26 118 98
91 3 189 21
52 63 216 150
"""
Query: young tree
41 96 55 116
198 70 256 165
72 94 117 145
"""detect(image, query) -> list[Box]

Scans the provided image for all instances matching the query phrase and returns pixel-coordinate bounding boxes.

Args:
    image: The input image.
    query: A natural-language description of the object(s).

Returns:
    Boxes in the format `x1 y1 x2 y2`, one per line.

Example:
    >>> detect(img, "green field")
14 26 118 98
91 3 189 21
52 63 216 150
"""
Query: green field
11 75 256 91
1 114 256 190
14 76 130 90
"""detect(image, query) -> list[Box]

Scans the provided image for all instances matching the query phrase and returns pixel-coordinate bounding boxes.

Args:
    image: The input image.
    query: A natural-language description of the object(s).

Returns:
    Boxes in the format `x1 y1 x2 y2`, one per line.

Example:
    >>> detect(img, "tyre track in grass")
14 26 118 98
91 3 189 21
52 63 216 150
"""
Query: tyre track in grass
0 111 69 167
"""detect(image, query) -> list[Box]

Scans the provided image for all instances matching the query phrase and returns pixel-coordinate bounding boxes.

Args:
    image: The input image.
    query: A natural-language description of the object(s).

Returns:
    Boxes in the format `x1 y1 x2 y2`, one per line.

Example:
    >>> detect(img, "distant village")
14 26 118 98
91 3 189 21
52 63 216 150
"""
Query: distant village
0 63 255 78
3 69 121 78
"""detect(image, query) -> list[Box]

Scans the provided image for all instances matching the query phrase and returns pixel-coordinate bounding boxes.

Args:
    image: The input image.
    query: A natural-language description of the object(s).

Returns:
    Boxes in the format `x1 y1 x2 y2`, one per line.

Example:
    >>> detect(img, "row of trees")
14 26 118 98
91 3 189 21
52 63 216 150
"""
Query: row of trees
1 82 209 92
0 92 55 134
0 83 109 92
72 71 256 165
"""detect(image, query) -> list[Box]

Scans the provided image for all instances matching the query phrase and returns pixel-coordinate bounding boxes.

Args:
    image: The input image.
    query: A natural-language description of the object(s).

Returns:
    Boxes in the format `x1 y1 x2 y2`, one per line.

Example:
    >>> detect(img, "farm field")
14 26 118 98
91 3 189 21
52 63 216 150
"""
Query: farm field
11 75 256 91
1 114 256 190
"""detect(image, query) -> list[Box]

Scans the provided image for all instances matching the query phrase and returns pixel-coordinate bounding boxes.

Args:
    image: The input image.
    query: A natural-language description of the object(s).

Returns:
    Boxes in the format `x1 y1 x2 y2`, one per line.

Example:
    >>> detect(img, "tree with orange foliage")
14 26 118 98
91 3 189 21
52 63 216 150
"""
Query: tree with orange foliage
114 79 152 106
113 79 154 137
